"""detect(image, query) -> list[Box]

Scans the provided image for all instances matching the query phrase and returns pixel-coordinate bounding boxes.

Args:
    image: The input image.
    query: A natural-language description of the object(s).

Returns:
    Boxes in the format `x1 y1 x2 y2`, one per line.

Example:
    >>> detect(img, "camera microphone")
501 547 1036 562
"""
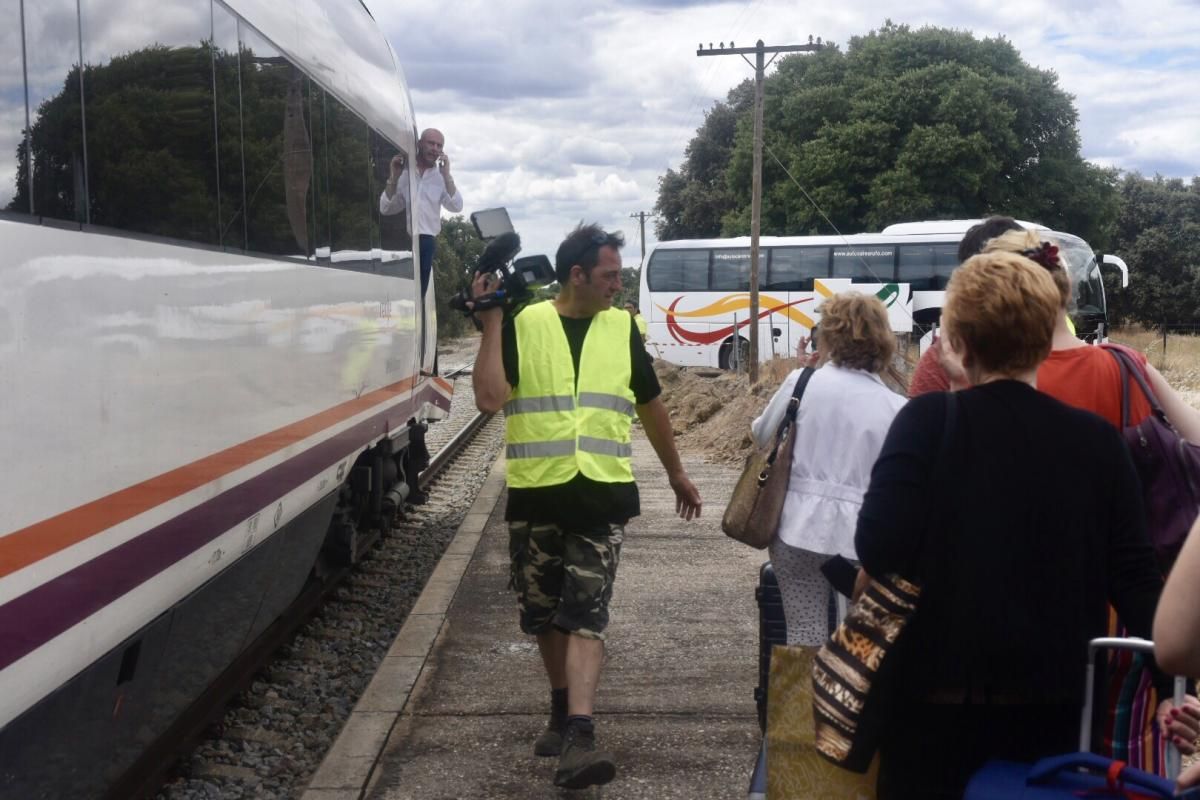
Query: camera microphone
477 231 521 274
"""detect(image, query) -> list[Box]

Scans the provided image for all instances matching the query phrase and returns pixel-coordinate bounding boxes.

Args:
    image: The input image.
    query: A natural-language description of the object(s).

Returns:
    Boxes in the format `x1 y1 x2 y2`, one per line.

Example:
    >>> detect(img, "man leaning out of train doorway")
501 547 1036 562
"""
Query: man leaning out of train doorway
469 222 703 790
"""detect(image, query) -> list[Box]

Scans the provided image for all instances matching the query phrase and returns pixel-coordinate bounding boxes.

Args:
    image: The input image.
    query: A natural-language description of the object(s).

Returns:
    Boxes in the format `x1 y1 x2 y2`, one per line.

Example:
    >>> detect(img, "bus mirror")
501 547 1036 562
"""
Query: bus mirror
1101 254 1130 288
772 327 782 339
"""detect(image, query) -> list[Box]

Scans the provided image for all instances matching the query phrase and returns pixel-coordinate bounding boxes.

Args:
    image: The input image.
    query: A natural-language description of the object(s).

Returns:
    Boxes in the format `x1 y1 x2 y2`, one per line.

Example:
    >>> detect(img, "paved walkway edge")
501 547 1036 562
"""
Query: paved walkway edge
301 456 507 800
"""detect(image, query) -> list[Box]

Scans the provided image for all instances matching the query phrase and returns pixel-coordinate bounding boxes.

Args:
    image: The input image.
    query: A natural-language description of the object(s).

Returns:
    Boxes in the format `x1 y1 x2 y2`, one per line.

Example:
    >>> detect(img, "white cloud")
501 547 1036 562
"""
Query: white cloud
369 0 1200 261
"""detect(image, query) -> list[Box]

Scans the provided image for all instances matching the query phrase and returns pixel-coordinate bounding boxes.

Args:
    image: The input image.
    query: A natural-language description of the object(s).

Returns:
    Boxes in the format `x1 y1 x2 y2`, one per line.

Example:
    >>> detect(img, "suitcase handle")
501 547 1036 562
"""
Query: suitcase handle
1080 637 1187 780
1027 752 1177 798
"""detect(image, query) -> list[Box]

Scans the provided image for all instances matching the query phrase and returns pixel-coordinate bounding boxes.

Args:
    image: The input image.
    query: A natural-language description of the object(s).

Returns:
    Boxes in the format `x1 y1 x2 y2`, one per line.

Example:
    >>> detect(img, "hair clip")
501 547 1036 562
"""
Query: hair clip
1022 242 1061 271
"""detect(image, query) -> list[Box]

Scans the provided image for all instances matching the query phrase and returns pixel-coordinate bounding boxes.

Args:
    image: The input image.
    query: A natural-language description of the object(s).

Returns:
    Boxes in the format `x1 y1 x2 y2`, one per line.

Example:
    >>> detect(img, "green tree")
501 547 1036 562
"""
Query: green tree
653 83 752 240
658 22 1119 244
1105 174 1200 327
432 216 485 337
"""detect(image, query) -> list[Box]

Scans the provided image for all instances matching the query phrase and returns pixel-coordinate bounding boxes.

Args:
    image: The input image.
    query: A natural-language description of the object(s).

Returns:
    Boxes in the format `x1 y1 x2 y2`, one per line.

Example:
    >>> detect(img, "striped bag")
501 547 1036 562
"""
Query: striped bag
811 572 922 773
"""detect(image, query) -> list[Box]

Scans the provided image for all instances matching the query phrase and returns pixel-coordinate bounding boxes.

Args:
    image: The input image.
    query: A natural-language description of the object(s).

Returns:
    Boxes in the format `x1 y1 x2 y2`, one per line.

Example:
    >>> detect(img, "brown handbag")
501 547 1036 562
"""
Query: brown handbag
721 367 815 549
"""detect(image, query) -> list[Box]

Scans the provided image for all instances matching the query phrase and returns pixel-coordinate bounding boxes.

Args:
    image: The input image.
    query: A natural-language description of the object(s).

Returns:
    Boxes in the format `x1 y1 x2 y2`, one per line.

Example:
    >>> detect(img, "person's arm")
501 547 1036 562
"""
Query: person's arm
470 273 510 414
439 155 463 212
750 371 800 448
908 342 952 397
855 395 941 577
636 397 702 520
1145 362 1200 445
380 164 408 216
1155 516 1200 675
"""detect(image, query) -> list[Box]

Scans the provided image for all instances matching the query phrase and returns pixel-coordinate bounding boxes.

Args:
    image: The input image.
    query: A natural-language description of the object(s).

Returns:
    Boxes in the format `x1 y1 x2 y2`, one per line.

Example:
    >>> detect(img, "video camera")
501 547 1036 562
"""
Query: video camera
448 208 556 317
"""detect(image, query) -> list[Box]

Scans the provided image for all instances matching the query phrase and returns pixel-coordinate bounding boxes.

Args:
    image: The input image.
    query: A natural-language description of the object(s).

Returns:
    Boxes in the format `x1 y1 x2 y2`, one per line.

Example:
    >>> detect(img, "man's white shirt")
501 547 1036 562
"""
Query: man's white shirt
378 166 463 236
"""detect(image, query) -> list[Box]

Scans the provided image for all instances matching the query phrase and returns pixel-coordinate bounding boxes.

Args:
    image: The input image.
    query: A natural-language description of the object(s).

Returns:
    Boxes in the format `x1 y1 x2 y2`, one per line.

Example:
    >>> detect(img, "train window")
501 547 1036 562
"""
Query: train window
898 243 959 291
308 88 331 260
767 246 829 291
324 96 371 269
21 0 85 223
239 25 313 258
0 0 24 214
371 128 413 278
80 0 218 244
646 249 709 292
213 3 245 251
832 246 895 282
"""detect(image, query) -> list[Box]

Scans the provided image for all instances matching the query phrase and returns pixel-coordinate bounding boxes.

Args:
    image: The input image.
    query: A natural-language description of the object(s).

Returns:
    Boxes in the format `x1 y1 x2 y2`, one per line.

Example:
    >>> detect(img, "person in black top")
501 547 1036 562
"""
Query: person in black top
854 251 1199 799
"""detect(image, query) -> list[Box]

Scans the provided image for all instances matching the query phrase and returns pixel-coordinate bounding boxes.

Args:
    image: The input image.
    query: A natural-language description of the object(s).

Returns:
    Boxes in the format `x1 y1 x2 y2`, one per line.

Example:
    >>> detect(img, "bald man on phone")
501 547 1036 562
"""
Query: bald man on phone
380 128 463 298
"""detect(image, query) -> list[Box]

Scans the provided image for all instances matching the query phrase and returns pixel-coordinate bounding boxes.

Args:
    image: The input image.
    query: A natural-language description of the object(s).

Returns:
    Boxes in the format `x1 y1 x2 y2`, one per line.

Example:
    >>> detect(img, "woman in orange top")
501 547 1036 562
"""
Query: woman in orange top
918 227 1200 443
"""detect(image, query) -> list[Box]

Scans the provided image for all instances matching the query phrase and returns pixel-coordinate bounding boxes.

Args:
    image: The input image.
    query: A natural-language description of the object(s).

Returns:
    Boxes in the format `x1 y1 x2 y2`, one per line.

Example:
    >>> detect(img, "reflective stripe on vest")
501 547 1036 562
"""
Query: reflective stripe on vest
505 301 636 488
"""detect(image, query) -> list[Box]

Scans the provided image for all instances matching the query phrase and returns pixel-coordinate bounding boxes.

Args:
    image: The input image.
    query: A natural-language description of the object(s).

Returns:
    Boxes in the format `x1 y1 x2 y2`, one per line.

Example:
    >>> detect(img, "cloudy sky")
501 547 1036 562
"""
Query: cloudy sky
367 0 1200 265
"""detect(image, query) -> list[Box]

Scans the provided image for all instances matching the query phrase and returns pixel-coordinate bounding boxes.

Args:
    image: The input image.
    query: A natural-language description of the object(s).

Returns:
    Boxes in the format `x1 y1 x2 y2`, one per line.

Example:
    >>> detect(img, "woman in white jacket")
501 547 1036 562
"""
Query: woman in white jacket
751 292 907 645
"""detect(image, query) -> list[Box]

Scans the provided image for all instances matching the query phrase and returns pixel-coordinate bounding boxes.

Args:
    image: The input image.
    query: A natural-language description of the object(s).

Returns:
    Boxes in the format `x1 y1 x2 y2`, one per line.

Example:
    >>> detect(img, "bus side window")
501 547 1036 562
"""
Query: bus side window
646 249 710 292
710 248 764 291
898 244 957 290
766 246 829 291
833 246 895 282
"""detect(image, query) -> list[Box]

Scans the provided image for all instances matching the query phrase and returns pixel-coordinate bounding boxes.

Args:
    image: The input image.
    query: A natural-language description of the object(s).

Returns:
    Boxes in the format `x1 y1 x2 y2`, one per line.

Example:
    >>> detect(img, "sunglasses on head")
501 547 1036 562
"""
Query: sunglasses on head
573 232 611 265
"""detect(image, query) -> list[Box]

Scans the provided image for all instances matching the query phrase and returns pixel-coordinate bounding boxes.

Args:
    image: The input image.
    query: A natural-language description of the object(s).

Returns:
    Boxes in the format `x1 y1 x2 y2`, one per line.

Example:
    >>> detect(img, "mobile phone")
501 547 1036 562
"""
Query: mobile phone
436 156 445 168
820 555 858 598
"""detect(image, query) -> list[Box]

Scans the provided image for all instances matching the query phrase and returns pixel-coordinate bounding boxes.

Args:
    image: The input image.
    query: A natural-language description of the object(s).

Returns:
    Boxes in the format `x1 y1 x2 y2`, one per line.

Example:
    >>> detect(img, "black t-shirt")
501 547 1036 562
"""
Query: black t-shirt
502 308 661 524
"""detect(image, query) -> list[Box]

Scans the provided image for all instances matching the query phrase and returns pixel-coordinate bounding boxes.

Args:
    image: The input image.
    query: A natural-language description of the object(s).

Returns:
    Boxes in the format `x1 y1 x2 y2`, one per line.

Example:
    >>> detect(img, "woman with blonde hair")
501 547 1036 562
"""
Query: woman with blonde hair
854 252 1197 799
920 225 1200 442
750 292 906 645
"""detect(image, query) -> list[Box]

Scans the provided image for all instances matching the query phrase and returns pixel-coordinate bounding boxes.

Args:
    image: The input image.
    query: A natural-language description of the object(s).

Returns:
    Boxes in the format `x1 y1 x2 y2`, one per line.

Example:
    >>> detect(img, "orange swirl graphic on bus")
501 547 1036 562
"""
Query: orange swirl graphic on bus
659 294 815 345
656 283 902 345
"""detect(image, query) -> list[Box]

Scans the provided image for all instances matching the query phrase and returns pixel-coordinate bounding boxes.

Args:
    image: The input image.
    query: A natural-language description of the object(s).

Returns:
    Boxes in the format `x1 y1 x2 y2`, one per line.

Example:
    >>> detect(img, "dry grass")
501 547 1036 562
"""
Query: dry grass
1109 326 1200 407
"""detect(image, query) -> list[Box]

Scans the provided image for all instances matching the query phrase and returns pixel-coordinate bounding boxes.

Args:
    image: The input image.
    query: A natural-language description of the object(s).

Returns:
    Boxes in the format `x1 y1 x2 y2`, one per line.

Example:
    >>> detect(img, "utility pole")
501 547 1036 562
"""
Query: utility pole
629 211 652 268
698 38 824 383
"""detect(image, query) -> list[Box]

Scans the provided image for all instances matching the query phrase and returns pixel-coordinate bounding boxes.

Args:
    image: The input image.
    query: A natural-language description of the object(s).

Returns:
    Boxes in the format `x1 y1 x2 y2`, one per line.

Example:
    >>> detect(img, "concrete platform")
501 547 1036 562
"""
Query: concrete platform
304 432 764 799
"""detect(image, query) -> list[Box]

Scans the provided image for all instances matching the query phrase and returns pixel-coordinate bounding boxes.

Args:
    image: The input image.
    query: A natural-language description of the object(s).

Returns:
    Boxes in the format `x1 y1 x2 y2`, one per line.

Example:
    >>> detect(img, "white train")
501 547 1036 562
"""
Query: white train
0 0 449 795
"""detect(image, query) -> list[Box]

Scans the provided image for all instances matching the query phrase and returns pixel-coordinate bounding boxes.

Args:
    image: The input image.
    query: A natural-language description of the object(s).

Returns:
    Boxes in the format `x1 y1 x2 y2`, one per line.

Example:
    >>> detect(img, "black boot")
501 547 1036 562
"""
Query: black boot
553 718 616 789
534 689 567 756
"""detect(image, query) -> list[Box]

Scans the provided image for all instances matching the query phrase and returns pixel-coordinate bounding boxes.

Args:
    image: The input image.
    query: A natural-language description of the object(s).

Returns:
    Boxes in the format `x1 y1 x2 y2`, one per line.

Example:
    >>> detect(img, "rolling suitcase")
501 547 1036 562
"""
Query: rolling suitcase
749 562 784 799
755 561 788 733
964 637 1197 799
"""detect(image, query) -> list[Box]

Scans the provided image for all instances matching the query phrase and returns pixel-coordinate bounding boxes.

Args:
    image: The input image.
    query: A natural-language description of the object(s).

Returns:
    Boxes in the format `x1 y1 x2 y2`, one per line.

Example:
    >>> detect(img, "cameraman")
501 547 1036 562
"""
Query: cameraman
471 223 702 791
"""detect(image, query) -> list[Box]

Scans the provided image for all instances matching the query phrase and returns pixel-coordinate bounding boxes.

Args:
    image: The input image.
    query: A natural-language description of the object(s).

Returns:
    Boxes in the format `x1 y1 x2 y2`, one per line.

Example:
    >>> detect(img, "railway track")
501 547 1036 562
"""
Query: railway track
132 376 501 800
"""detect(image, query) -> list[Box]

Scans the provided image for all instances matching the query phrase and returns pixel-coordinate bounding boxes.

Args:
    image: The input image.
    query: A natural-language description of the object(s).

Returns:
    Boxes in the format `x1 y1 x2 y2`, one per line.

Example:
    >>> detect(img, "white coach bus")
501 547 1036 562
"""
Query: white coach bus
637 220 1129 369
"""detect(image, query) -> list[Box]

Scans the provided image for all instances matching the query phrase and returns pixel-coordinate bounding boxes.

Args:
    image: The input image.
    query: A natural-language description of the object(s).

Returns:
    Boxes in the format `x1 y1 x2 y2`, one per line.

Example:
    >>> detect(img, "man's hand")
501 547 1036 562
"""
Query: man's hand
1157 696 1200 755
389 154 405 181
468 270 502 321
439 153 451 177
668 471 702 520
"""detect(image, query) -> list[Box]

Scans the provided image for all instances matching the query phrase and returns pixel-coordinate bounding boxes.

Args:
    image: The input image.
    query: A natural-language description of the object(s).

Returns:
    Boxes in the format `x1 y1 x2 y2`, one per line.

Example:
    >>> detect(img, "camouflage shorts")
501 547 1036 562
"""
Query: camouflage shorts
507 520 624 641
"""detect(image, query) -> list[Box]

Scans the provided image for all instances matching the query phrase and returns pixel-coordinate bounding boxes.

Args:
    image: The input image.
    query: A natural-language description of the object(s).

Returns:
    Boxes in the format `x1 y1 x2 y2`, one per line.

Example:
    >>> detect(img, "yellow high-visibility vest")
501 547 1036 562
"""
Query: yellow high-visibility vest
505 301 636 488
634 313 647 337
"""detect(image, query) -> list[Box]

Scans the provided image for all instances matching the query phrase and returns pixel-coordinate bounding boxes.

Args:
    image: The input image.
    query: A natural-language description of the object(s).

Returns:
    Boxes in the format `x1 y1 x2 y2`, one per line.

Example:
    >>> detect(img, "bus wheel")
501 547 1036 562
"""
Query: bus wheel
718 337 750 371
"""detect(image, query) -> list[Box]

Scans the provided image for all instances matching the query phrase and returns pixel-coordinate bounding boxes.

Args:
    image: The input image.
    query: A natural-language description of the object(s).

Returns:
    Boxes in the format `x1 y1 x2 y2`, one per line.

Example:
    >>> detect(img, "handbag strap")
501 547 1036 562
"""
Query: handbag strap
1102 344 1167 426
766 367 815 463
